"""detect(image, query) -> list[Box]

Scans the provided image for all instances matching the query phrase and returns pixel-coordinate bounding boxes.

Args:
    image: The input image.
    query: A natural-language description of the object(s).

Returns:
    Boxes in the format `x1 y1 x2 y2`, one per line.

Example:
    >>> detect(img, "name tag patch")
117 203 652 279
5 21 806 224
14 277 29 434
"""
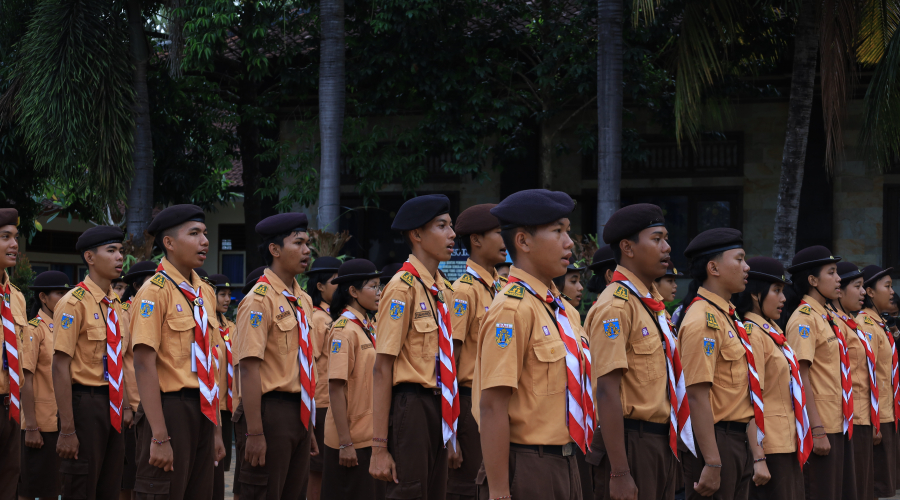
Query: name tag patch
495 323 513 348
703 337 715 356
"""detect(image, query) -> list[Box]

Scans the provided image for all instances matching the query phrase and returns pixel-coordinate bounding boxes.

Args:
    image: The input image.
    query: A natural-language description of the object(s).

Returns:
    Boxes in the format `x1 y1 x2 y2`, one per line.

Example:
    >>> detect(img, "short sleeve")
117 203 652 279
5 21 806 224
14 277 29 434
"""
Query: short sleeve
588 299 631 378
130 285 165 352
52 296 82 357
327 330 353 381
234 296 269 362
786 312 816 364
677 306 717 385
375 282 411 357
478 298 528 391
21 324 40 373
450 285 476 343
310 311 331 359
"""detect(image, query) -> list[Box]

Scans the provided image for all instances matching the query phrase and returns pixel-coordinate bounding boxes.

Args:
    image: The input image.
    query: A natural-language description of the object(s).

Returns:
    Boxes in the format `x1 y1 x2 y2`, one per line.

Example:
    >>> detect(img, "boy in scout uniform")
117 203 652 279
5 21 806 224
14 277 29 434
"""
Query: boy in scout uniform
474 189 591 500
233 212 320 499
369 194 459 499
448 203 507 500
52 225 134 500
676 228 760 500
20 271 71 500
208 273 237 500
0 208 28 500
131 205 226 500
586 203 694 500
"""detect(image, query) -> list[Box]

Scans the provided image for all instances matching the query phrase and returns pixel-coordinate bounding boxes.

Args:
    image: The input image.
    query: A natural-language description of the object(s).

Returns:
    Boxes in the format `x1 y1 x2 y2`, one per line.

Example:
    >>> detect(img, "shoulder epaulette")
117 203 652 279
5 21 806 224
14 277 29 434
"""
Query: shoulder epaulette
798 304 811 315
443 278 454 291
864 315 875 325
253 283 268 296
460 273 474 285
121 302 130 312
28 317 40 327
10 283 19 292
499 276 508 284
72 287 85 301
744 322 753 335
400 272 415 287
613 285 629 301
505 283 525 299
150 273 166 288
561 293 571 301
333 317 348 328
706 311 720 330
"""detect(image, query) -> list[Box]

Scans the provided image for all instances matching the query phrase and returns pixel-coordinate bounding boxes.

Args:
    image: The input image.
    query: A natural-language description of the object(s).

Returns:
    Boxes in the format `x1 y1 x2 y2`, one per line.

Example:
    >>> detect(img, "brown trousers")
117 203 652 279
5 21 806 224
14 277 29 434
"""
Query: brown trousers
587 423 677 500
60 387 125 500
875 422 898 497
18 430 60 498
213 410 233 500
386 386 448 500
134 390 216 500
683 424 752 500
475 445 583 500
321 446 386 500
0 398 19 500
748 452 804 500
310 407 327 473
447 392 482 500
803 432 856 500
233 393 311 500
122 423 137 490
852 425 874 500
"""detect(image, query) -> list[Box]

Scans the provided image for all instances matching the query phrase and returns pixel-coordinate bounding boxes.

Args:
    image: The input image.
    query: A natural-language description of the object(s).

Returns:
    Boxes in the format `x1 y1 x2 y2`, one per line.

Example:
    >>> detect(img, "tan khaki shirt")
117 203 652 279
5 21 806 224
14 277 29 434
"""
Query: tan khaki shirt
678 288 754 424
216 316 236 411
234 268 312 395
586 266 671 423
324 306 376 449
742 313 796 454
130 258 220 393
451 260 501 388
23 313 57 431
829 307 878 426
120 300 140 409
311 304 333 408
0 272 27 397
862 308 895 423
376 255 452 389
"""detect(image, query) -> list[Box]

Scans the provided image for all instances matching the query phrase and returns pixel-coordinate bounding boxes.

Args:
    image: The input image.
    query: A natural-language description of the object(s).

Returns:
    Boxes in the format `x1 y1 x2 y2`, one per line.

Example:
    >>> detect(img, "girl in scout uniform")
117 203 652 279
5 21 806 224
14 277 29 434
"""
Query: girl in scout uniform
783 246 856 500
586 244 616 294
861 265 900 498
321 259 384 500
19 271 70 500
827 262 880 500
733 257 808 500
209 274 236 500
553 259 585 312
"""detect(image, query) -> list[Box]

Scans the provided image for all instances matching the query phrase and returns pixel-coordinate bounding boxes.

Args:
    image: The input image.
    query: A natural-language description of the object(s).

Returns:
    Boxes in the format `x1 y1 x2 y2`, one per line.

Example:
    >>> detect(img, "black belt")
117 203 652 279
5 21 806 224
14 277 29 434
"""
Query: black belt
510 442 577 457
394 383 440 396
623 418 669 435
262 391 304 402
72 384 108 395
160 388 201 399
458 386 472 397
0 393 7 407
714 421 748 433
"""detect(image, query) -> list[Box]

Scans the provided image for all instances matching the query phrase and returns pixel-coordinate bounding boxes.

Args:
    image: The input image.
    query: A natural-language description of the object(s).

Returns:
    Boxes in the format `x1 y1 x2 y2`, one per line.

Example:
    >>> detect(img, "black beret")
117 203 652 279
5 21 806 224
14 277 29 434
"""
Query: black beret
29 270 73 292
331 259 381 285
664 260 686 278
588 245 616 271
836 261 864 282
565 258 584 272
207 274 233 288
747 256 791 284
602 204 665 245
112 275 126 284
242 266 267 295
684 228 743 260
194 267 209 279
255 213 308 238
490 189 575 229
455 204 500 236
307 256 341 275
147 204 205 236
124 261 158 284
862 265 893 287
787 245 841 273
0 208 18 228
391 194 451 231
76 225 125 252
495 262 511 270
380 263 403 284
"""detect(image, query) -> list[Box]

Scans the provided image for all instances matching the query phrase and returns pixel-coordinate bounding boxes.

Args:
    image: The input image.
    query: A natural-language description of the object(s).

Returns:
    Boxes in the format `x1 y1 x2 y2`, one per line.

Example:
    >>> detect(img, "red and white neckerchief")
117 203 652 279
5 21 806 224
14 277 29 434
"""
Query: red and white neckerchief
615 272 695 456
808 301 854 437
96 289 124 432
867 311 900 425
314 304 330 314
342 308 375 348
399 261 460 451
580 336 595 444
833 309 880 434
465 265 501 295
754 319 812 467
1 281 20 423
690 296 765 445
258 275 316 429
219 326 234 412
507 276 592 453
157 265 219 425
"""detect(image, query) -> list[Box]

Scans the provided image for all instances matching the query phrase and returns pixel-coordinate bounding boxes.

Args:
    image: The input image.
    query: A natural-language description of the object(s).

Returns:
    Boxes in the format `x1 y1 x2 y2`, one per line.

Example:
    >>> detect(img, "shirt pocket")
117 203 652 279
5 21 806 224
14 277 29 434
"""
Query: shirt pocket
164 315 195 359
530 340 567 396
632 338 665 383
714 342 747 388
276 315 298 355
413 315 439 358
82 325 107 364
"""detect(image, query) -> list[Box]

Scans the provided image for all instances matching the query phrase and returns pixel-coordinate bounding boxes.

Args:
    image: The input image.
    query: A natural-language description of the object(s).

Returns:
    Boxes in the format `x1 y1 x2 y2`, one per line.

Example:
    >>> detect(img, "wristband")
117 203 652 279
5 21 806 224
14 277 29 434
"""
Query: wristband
245 432 264 437
23 427 40 432
704 463 723 468
373 437 388 443
339 442 354 449
151 436 171 445
489 496 511 500
754 457 767 463
610 469 630 478
60 430 76 437
372 443 387 448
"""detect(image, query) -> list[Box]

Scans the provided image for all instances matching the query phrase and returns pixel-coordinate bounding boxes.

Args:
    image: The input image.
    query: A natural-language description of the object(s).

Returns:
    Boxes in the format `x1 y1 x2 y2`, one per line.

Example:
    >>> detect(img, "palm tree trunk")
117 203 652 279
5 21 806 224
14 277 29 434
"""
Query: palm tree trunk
318 0 345 232
125 0 153 244
596 0 623 234
773 0 818 266
540 119 553 188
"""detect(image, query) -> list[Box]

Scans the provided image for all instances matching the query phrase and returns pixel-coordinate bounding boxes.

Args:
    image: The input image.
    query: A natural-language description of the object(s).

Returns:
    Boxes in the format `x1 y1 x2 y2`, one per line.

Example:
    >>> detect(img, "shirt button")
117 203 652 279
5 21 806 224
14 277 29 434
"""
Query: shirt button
551 348 555 354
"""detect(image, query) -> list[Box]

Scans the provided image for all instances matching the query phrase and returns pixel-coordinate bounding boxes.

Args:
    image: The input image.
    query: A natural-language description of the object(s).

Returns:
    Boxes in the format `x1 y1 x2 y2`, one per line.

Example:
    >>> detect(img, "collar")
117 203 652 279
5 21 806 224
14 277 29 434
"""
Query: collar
82 274 118 304
466 259 500 284
802 295 830 318
262 267 302 297
0 270 8 288
614 265 664 300
408 254 443 291
742 312 782 333
509 266 561 300
861 308 885 326
317 302 331 313
345 305 368 323
698 286 734 313
160 257 203 290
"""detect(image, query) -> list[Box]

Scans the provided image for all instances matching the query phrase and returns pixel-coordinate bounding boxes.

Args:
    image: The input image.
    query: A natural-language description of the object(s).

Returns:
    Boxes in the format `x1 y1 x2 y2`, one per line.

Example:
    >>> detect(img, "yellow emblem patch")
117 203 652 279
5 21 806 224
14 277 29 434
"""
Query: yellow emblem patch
72 287 85 301
706 312 720 330
745 323 753 335
460 274 474 285
443 278 454 291
400 272 415 287
505 284 525 299
150 274 166 288
865 316 875 325
334 317 348 328
613 286 629 301
28 318 40 327
799 304 811 315
254 284 268 296
121 302 130 311
499 276 508 284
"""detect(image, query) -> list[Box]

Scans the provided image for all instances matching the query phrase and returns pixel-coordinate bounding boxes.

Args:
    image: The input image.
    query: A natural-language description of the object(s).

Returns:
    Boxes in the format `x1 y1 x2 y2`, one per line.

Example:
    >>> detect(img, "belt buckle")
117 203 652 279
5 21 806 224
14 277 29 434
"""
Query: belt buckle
562 443 574 457
2 395 8 408
432 388 440 396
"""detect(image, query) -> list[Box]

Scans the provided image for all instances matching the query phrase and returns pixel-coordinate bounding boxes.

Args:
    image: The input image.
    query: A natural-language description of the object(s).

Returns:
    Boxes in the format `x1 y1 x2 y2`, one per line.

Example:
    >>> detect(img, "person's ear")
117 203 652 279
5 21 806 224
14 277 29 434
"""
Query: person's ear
268 242 282 260
808 274 818 288
620 239 635 259
604 269 614 286
514 231 530 255
349 286 360 300
470 234 482 250
707 259 721 278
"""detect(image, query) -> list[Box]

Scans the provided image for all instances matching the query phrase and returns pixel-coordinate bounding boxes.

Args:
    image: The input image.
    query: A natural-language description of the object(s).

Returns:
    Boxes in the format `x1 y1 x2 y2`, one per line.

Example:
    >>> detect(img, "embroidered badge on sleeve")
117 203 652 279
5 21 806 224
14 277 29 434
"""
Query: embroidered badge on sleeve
603 319 621 339
495 323 513 348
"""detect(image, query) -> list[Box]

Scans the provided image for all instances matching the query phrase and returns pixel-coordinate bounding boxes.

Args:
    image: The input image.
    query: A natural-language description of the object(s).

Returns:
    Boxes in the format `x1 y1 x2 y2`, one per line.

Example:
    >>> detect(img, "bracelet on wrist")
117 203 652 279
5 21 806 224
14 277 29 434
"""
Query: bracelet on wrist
610 469 630 478
372 443 387 448
373 437 388 443
151 436 171 445
754 457 767 463
23 426 40 432
245 432 264 437
489 496 511 500
705 463 723 468
60 430 76 437
339 442 354 449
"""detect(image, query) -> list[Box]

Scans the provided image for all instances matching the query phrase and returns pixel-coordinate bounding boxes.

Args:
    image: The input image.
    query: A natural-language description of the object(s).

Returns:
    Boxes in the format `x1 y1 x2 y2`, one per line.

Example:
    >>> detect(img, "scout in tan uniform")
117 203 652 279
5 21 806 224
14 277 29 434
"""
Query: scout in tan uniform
208 273 237 500
474 189 590 500
131 205 227 500
586 245 616 295
19 271 70 500
587 204 689 500
448 203 507 500
828 262 879 500
676 228 760 500
52 226 134 500
733 257 808 500
380 263 403 288
321 259 384 499
233 212 320 499
369 194 458 499
655 261 683 305
861 265 900 498
783 246 855 500
305 256 340 500
0 208 28 500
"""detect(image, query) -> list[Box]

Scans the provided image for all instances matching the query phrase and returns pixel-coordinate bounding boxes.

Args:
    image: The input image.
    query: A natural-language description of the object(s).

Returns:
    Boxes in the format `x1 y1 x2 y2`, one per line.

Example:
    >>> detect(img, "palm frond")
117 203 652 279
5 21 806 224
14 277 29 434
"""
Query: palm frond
819 0 860 173
631 0 660 26
860 21 900 171
858 0 900 65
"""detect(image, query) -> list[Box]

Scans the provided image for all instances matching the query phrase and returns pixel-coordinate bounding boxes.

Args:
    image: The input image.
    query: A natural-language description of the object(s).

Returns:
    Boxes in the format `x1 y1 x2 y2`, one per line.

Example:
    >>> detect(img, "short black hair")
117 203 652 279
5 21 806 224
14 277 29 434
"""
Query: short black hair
153 226 181 257
261 231 296 266
611 232 641 263
733 278 776 320
307 271 337 307
330 278 368 321
500 226 537 262
80 245 102 268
